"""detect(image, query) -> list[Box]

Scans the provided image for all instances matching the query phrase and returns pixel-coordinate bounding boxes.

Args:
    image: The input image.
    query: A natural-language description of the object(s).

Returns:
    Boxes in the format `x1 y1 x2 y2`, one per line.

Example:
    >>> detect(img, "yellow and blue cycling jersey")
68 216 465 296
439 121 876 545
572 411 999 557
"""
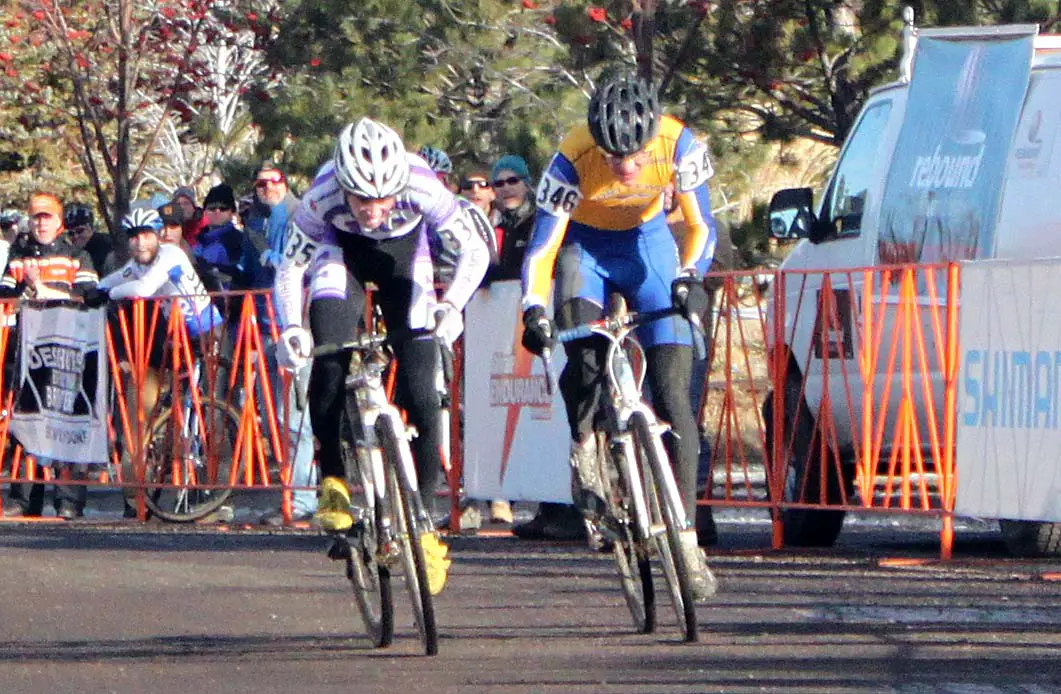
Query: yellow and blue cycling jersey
520 115 717 347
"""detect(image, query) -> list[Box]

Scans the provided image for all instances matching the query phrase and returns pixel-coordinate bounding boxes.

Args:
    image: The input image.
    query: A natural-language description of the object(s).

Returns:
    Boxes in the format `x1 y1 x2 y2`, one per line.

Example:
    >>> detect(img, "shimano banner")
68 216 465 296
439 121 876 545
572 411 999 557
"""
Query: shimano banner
957 259 1061 522
877 29 1035 265
11 303 109 464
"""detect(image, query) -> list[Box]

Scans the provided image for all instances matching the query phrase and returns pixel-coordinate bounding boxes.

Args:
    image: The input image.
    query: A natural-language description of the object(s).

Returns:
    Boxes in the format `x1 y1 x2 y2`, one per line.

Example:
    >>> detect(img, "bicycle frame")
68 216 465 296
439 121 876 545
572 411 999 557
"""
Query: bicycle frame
340 340 428 554
584 320 691 542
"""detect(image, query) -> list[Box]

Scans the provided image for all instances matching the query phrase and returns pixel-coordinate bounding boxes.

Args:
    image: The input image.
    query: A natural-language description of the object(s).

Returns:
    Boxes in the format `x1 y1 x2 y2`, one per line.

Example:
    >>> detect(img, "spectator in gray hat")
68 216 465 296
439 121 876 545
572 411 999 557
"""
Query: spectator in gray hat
172 185 204 247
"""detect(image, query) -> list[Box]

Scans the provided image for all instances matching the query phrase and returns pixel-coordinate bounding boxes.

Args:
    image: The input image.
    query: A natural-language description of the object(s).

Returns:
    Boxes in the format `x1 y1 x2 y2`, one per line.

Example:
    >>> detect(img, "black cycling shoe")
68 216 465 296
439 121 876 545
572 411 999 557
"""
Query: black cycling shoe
512 509 587 542
696 505 718 546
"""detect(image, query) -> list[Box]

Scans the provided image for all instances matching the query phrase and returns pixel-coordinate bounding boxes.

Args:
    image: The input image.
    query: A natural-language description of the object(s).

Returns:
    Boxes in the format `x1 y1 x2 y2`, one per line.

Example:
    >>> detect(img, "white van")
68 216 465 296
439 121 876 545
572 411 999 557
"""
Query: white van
764 22 1061 555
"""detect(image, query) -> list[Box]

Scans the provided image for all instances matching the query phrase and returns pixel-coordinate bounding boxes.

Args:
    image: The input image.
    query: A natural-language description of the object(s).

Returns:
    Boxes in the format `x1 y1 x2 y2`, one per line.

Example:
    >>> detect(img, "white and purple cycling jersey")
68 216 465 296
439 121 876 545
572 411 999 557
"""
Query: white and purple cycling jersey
99 244 223 338
273 153 489 330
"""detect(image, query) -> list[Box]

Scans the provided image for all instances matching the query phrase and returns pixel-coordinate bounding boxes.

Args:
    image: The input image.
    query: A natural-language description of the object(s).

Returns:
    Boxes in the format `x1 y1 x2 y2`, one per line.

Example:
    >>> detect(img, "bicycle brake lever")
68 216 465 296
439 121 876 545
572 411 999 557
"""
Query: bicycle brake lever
539 351 554 397
688 313 707 361
433 309 455 388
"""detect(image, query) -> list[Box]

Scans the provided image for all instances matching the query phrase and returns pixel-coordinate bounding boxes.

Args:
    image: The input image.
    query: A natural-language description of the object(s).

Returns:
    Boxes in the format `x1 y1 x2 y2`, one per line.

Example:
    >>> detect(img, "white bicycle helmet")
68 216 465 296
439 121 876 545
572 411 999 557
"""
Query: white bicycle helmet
120 208 163 234
334 117 410 198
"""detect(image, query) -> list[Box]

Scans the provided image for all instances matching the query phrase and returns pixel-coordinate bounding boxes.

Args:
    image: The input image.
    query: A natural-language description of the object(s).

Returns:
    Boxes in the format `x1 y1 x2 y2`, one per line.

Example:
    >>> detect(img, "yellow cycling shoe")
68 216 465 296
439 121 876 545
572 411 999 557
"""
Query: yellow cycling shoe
419 531 452 596
315 476 354 533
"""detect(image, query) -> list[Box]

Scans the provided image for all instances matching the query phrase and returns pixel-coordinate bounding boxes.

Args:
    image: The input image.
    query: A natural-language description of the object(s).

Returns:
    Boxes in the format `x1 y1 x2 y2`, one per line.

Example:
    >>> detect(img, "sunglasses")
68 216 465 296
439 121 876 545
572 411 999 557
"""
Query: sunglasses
255 176 284 188
69 225 92 235
460 180 490 191
204 205 232 212
492 176 523 188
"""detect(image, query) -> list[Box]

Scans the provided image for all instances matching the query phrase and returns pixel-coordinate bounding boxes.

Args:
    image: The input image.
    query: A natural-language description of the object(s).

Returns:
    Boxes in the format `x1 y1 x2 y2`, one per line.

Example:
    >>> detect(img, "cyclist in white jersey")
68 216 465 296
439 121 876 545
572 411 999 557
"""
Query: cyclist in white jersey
96 208 225 518
273 117 489 595
98 209 223 339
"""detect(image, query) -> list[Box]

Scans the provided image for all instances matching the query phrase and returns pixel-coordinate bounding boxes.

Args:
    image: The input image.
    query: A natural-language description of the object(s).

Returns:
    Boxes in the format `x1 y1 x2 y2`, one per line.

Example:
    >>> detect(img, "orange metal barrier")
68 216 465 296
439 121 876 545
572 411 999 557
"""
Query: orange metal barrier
0 266 968 554
697 264 961 558
0 291 296 521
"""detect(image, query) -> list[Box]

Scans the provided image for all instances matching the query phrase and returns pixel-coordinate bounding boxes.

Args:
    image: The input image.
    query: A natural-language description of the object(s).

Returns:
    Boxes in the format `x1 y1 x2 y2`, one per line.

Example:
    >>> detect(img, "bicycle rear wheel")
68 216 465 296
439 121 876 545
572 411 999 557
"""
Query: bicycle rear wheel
631 413 698 642
600 436 655 633
142 399 239 522
379 420 439 656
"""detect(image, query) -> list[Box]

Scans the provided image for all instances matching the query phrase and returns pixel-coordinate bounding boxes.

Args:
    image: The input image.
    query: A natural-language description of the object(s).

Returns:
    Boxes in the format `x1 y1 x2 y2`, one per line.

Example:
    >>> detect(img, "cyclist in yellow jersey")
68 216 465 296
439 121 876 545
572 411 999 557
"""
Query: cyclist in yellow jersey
520 71 718 600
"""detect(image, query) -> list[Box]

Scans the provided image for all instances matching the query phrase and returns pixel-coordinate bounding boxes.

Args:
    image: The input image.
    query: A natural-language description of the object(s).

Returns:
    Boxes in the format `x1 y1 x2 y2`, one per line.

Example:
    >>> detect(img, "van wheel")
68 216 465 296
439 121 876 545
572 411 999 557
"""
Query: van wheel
999 520 1061 557
763 380 853 547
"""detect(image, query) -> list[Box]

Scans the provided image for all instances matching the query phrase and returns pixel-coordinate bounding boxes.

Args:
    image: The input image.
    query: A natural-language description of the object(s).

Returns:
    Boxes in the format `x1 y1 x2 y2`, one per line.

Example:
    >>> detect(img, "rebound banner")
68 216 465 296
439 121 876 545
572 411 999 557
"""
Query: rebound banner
462 280 573 503
11 303 109 464
877 28 1035 265
956 259 1061 522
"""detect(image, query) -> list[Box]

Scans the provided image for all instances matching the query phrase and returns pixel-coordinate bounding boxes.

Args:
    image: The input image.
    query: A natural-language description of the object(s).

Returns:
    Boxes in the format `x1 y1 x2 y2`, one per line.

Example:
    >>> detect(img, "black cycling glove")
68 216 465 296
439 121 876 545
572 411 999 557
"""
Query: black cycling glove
81 287 111 309
671 272 709 321
521 306 557 356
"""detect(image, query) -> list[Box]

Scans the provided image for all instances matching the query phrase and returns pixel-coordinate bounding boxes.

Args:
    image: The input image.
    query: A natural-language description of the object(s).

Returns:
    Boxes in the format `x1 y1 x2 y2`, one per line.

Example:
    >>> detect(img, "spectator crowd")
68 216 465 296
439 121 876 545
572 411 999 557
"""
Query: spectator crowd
0 147 568 535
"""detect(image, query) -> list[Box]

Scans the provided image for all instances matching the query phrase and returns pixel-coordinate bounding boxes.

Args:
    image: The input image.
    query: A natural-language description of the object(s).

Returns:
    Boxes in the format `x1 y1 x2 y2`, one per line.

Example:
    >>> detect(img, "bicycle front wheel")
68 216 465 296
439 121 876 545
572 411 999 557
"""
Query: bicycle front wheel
379 420 439 656
600 436 655 634
344 508 393 648
142 399 239 522
341 404 394 648
631 413 698 642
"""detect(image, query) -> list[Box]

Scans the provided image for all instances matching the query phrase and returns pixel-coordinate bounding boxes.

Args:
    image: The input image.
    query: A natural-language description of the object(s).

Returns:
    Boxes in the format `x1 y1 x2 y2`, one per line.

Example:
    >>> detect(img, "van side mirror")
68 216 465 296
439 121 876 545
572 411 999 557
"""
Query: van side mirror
767 188 816 240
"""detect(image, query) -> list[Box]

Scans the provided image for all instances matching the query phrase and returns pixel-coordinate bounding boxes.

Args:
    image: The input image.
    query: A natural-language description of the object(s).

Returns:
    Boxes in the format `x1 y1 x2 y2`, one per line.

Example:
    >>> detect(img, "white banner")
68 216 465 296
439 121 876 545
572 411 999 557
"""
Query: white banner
11 303 109 464
462 280 573 503
956 259 1061 521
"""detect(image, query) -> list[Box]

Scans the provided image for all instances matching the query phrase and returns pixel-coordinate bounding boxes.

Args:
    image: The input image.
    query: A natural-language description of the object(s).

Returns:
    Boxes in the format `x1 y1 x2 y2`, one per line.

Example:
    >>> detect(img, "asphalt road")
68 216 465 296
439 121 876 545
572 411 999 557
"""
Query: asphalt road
1 514 1060 694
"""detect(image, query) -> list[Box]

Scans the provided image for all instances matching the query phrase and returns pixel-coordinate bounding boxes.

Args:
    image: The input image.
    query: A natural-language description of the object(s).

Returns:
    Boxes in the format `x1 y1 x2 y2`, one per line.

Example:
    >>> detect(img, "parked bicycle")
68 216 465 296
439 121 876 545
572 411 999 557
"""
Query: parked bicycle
138 351 242 522
545 302 712 642
314 328 448 656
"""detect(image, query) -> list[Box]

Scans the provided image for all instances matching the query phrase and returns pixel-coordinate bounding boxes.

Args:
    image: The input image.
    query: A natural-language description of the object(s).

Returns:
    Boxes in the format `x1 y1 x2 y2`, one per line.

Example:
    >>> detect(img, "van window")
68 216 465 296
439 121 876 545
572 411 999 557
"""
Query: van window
819 101 893 240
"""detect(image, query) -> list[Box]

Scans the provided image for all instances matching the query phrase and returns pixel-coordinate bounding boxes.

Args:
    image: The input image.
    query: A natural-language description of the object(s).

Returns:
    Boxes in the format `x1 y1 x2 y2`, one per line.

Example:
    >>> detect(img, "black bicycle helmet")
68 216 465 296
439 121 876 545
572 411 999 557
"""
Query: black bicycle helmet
64 203 94 230
587 72 661 157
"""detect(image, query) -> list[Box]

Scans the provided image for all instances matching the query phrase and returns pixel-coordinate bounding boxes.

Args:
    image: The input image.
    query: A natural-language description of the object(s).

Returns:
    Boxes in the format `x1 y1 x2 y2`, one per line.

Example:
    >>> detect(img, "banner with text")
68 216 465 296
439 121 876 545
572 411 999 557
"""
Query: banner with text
956 259 1061 522
11 303 109 464
462 280 572 503
877 30 1034 265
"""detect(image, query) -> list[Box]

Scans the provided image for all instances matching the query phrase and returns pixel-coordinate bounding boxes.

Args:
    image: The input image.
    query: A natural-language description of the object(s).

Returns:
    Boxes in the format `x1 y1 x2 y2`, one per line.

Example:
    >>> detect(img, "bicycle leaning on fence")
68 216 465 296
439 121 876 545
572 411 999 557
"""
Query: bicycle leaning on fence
313 325 451 657
543 301 716 642
134 346 242 523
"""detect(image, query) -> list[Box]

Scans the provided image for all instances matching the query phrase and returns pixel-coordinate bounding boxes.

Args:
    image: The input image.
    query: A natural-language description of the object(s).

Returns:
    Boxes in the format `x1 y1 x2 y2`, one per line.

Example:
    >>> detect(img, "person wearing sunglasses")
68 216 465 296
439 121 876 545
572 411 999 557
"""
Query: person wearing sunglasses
272 117 490 595
64 204 114 275
192 183 244 291
518 69 719 601
458 170 497 220
238 165 318 526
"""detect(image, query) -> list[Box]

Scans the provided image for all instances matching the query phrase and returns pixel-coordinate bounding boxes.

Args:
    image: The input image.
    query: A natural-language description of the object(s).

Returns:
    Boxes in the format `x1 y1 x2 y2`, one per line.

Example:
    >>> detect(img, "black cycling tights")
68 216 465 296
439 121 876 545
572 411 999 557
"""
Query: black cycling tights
559 338 700 520
308 297 443 513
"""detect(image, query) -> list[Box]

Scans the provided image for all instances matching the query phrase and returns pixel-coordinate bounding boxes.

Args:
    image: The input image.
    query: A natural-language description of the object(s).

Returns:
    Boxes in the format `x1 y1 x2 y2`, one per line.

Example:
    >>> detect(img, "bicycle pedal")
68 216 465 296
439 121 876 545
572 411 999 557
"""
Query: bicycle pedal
376 540 402 565
327 536 353 562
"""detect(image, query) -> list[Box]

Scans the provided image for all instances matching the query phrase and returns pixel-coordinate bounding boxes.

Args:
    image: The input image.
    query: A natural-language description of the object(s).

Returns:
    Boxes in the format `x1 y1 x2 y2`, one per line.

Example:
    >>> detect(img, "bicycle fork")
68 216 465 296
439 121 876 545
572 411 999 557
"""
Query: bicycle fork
614 414 692 547
360 411 425 567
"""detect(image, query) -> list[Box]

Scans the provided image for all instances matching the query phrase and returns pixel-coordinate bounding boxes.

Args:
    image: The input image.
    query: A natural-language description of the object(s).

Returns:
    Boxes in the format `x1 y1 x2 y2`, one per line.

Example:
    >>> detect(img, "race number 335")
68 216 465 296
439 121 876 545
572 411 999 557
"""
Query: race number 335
283 224 318 265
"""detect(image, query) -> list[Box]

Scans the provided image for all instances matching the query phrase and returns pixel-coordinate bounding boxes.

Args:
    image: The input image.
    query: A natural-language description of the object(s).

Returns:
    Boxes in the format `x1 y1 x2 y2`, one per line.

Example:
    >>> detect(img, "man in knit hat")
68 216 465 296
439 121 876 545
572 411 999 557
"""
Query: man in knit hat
489 154 536 281
193 183 243 290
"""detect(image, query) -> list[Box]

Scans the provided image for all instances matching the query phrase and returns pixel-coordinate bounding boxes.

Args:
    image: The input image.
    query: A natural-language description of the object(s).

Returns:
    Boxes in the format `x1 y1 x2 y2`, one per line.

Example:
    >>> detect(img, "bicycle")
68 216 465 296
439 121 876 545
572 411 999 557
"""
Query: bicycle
544 302 710 642
111 312 244 523
313 329 446 656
